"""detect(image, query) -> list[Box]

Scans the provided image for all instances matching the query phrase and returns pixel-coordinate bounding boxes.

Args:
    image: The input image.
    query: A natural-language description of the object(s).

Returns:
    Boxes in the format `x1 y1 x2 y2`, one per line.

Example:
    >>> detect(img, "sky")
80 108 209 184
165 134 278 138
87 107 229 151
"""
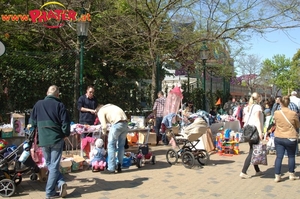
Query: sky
246 28 300 61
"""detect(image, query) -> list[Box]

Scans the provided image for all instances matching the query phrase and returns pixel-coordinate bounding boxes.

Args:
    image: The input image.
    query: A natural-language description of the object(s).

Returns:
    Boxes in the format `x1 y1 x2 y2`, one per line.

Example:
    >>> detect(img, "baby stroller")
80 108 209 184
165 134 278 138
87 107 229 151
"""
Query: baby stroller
0 128 40 197
165 117 210 169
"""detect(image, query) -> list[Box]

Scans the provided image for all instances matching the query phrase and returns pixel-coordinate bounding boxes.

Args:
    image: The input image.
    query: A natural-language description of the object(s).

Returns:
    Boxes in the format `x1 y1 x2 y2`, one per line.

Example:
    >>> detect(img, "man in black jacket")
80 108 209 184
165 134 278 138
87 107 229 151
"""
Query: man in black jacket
29 85 70 199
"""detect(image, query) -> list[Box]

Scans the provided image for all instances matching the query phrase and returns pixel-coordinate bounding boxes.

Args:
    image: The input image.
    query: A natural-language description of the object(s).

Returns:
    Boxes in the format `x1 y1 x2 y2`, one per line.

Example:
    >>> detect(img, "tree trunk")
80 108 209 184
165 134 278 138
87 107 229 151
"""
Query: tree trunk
151 60 157 106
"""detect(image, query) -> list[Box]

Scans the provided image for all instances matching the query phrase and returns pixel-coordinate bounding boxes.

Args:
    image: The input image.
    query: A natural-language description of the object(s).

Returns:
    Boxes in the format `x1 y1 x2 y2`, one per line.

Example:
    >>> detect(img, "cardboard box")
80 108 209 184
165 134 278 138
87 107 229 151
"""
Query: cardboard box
148 132 156 145
11 113 26 137
71 155 85 171
131 116 145 128
1 128 13 138
60 159 72 174
138 132 156 145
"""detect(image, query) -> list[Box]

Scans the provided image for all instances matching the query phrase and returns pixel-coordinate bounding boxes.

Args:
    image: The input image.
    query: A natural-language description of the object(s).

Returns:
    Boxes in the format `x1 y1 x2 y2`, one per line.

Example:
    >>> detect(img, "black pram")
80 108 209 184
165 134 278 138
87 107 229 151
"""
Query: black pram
0 128 40 197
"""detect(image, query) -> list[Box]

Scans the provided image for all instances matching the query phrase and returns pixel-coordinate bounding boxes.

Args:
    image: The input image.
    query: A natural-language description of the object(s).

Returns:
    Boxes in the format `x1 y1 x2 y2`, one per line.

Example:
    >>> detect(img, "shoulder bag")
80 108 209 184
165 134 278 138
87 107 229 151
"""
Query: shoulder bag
241 105 259 144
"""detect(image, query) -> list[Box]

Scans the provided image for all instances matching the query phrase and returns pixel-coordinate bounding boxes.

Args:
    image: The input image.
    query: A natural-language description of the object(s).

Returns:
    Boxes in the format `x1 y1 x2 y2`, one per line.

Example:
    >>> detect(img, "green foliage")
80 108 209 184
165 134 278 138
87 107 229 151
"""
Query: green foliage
188 88 204 111
2 0 300 123
261 54 293 95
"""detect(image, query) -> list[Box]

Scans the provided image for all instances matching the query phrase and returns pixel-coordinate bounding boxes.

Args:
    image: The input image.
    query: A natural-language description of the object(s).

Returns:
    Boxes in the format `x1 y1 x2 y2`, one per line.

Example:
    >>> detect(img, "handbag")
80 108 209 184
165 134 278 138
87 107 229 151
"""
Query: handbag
251 143 268 165
241 105 259 144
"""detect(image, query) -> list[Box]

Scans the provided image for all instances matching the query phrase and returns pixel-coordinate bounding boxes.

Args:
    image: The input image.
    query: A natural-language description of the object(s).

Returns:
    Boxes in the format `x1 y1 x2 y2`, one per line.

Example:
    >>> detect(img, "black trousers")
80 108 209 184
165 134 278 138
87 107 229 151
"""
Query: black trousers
242 142 260 174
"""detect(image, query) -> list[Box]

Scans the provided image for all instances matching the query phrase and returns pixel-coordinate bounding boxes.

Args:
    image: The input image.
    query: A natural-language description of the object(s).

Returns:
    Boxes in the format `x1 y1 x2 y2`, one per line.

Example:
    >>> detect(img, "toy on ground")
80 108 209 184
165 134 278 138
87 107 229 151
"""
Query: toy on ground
128 128 155 168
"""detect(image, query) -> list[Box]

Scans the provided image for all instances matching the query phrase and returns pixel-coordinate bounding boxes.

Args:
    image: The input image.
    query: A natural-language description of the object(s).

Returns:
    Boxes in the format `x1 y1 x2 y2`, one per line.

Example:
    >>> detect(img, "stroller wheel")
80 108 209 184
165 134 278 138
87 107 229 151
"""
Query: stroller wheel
197 150 210 165
136 158 142 168
166 149 178 165
181 151 195 169
151 155 156 165
30 173 38 181
0 179 16 197
182 146 191 153
13 175 22 186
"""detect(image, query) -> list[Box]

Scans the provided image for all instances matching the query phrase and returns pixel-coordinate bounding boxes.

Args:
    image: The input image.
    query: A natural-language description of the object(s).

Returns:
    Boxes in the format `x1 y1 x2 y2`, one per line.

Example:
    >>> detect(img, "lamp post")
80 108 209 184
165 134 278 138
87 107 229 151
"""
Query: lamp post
200 41 209 111
196 64 200 88
76 3 89 96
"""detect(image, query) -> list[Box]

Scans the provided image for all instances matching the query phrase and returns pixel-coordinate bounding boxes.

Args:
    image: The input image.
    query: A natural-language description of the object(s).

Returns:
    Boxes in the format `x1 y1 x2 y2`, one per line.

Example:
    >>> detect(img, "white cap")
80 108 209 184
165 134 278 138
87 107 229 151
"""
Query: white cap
291 91 297 95
95 139 104 148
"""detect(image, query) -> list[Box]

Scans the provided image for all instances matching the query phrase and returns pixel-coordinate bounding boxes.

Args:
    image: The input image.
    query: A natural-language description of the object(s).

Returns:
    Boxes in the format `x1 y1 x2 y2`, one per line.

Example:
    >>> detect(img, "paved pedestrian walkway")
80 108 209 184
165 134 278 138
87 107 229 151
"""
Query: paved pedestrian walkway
11 143 300 199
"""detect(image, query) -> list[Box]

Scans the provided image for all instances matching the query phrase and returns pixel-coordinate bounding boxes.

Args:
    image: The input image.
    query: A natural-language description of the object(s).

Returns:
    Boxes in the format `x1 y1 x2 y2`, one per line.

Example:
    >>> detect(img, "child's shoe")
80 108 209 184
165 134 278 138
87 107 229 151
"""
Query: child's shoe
99 161 105 171
92 162 99 172
102 162 106 171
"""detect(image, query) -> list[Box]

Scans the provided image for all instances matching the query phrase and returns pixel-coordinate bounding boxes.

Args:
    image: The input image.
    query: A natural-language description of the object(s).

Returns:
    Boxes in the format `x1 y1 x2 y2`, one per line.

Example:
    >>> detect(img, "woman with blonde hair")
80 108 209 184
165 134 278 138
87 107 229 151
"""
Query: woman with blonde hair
240 92 264 179
273 96 300 182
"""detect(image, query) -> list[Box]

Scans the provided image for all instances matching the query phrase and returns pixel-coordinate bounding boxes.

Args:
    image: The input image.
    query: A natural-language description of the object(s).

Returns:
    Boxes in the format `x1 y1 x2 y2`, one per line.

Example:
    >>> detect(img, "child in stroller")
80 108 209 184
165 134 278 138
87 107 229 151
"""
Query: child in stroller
165 116 210 169
0 128 40 197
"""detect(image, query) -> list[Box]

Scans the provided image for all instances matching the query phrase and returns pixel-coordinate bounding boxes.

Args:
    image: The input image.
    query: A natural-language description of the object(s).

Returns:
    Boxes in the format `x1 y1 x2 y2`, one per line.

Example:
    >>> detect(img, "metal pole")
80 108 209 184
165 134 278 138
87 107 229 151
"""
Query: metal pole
210 73 212 105
223 77 225 106
197 65 200 88
187 67 190 94
79 37 84 96
202 60 206 111
156 55 159 94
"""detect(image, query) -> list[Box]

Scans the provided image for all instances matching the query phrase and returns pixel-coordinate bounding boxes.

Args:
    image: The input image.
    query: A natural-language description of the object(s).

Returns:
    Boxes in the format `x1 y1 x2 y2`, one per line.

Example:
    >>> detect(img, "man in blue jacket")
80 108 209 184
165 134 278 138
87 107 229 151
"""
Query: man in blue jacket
29 85 70 199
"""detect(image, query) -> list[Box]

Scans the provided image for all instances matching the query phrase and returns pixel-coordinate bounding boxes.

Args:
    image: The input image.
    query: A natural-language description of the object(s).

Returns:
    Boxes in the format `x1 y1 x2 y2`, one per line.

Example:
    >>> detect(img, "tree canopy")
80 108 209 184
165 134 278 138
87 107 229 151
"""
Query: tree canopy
1 0 300 121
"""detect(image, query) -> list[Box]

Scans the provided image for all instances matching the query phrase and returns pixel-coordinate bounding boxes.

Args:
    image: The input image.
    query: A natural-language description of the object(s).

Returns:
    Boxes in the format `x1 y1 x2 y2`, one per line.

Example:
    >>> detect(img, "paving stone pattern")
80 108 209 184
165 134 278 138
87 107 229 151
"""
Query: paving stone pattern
12 143 300 199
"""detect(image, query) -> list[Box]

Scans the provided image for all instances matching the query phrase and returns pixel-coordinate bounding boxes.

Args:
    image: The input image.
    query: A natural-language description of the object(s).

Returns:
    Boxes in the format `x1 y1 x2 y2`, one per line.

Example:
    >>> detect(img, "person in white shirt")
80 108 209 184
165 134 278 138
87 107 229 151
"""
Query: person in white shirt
97 104 128 174
289 91 300 156
290 91 300 111
240 92 264 179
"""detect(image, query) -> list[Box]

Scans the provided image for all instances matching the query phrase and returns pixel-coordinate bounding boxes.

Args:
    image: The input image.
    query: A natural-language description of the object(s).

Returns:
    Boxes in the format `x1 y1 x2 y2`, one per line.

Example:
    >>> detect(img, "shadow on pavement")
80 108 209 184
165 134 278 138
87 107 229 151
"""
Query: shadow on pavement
259 163 298 180
207 159 235 166
14 178 47 197
67 176 149 198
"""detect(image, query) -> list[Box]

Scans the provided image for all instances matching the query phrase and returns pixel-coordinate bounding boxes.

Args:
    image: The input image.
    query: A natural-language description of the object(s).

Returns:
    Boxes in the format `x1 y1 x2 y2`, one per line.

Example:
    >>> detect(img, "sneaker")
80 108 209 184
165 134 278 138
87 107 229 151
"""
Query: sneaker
255 171 264 176
46 193 60 199
102 169 116 174
59 183 67 198
240 172 251 179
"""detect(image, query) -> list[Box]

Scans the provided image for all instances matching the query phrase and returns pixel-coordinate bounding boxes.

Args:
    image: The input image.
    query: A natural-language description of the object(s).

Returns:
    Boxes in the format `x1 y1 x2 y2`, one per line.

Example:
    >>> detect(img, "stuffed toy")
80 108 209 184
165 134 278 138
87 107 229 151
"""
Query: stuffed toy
90 138 106 172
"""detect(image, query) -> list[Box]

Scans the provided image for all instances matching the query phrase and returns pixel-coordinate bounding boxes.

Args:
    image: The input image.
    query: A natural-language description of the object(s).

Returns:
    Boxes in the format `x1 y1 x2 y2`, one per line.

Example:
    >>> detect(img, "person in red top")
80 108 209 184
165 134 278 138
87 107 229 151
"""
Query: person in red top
153 91 166 145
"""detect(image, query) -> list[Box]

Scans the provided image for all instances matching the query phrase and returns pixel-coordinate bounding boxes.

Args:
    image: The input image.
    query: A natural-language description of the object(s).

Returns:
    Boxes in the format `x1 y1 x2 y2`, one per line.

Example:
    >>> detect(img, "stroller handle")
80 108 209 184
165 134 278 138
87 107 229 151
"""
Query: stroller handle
0 128 36 167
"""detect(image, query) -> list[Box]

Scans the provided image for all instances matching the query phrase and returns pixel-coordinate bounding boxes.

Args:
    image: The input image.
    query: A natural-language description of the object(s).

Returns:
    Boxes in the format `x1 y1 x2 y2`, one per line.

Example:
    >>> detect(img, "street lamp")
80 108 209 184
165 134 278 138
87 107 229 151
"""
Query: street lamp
200 41 209 111
76 3 89 96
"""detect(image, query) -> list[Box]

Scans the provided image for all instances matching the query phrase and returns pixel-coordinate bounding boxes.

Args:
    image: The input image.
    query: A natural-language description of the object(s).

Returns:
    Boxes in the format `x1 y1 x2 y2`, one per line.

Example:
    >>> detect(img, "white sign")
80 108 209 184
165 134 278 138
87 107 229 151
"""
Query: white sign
0 41 5 56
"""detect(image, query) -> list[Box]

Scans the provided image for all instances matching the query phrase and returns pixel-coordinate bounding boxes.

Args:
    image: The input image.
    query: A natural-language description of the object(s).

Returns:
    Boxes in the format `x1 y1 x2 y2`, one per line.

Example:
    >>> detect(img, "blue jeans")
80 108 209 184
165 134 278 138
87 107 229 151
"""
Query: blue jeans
155 117 163 144
155 117 168 145
274 137 297 174
107 122 128 171
42 139 65 197
284 144 298 156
